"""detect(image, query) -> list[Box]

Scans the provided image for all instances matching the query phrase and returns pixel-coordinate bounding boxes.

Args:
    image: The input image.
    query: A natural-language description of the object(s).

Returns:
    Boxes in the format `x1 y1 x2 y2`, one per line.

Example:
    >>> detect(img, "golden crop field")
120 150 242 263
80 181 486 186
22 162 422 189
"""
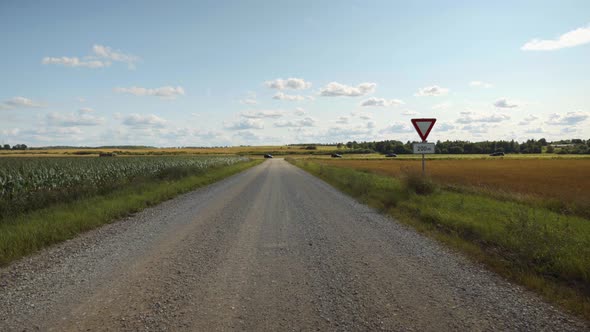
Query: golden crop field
316 158 590 209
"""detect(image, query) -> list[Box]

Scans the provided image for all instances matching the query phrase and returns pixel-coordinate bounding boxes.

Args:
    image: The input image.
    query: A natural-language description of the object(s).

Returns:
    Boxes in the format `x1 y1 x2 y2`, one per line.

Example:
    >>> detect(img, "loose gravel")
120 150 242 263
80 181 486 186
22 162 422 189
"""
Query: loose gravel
0 159 587 331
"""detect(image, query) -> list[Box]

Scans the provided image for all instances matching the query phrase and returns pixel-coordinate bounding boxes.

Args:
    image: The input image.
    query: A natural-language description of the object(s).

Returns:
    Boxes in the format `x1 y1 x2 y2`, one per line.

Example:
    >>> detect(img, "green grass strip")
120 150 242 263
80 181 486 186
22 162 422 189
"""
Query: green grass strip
0 160 262 266
288 158 590 320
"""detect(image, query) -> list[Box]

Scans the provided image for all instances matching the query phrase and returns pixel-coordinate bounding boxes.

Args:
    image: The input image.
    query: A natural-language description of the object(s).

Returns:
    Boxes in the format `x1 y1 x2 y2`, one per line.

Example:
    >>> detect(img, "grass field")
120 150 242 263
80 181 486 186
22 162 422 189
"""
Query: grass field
315 158 590 218
288 158 590 319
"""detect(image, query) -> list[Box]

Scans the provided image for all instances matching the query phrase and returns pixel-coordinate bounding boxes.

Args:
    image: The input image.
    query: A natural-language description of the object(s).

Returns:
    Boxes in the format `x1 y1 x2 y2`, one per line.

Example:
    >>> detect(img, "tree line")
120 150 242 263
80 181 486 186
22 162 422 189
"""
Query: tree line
0 144 27 150
341 138 590 154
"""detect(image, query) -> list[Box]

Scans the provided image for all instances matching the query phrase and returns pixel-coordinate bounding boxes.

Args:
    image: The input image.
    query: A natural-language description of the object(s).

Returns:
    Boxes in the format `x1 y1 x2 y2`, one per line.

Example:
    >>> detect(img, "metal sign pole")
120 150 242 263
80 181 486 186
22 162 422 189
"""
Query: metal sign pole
422 153 425 176
422 140 425 176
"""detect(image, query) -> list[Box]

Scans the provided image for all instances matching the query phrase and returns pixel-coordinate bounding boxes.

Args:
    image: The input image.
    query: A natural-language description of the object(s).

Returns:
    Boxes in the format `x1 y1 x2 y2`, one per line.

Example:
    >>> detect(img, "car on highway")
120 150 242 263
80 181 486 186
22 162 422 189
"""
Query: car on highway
331 153 342 158
489 152 505 157
385 153 397 158
264 154 273 158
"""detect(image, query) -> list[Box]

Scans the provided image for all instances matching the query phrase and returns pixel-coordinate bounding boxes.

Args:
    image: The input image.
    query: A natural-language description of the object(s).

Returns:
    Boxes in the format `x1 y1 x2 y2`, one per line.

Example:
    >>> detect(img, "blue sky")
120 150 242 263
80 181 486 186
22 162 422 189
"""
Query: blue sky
1 0 589 146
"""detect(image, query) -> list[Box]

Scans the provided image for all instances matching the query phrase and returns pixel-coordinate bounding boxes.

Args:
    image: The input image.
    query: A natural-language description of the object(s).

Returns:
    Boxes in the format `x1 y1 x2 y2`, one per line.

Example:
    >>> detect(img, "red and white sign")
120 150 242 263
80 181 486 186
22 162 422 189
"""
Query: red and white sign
411 118 436 142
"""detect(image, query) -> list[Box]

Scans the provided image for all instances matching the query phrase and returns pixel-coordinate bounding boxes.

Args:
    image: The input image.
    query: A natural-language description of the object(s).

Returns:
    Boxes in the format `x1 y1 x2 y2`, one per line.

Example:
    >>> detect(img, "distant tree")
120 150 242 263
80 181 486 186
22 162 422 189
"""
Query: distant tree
449 146 464 154
337 143 343 149
546 145 555 153
12 144 27 150
539 138 547 146
2 144 9 150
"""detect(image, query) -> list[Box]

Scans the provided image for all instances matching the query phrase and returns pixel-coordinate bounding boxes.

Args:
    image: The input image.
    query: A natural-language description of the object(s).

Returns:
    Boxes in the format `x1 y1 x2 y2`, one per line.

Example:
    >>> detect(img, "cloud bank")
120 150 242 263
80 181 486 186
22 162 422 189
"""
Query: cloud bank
319 82 376 97
522 24 590 51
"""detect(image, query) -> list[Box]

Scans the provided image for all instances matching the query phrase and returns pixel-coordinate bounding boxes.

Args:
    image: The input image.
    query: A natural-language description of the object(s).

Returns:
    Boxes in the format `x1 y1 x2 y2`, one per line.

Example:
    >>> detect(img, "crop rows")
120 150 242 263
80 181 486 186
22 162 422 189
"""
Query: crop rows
0 156 248 218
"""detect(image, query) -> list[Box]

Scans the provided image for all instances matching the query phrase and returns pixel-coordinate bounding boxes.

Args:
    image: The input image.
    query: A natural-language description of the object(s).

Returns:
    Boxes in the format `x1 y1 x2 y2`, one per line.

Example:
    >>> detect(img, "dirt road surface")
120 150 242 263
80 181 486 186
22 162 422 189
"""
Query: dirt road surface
0 159 587 331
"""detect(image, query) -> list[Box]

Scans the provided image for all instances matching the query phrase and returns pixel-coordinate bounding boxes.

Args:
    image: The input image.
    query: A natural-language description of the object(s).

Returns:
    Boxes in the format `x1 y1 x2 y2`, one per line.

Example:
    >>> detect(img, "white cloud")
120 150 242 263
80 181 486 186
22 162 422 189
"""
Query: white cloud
274 117 316 128
327 125 373 138
319 82 376 97
42 44 139 69
1 128 21 137
494 98 518 108
0 96 44 110
561 127 578 134
524 127 547 134
122 114 167 128
42 56 111 68
273 92 306 101
234 131 263 141
401 110 419 116
469 81 493 88
159 127 227 142
457 111 511 123
224 118 264 130
27 127 85 137
240 98 258 105
518 114 539 125
294 107 306 116
351 111 373 120
432 102 452 110
360 97 404 107
461 124 490 134
240 110 285 119
335 116 349 124
265 78 311 90
521 24 590 51
92 44 139 69
114 86 185 99
46 111 104 127
78 107 95 114
437 122 456 132
415 85 449 97
546 111 588 125
379 122 414 134
366 121 376 129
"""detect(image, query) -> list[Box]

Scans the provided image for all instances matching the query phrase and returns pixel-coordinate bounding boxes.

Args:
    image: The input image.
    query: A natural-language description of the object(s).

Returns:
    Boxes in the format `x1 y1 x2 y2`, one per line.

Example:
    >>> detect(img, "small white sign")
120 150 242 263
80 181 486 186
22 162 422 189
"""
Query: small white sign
413 143 435 154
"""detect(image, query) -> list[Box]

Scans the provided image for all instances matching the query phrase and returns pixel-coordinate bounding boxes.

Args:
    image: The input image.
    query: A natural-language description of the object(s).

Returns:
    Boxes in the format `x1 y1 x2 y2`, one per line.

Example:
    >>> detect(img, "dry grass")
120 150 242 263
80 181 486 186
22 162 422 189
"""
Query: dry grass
317 158 590 214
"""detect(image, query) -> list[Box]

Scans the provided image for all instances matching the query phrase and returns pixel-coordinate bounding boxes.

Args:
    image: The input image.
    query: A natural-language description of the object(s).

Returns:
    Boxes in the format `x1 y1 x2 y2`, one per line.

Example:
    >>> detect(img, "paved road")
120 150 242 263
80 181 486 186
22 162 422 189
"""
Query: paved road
0 159 587 331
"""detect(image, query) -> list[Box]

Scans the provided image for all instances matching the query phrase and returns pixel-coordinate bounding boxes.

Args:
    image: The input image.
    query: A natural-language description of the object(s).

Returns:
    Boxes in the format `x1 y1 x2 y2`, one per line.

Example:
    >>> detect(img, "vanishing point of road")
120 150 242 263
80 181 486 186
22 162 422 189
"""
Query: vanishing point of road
0 159 587 331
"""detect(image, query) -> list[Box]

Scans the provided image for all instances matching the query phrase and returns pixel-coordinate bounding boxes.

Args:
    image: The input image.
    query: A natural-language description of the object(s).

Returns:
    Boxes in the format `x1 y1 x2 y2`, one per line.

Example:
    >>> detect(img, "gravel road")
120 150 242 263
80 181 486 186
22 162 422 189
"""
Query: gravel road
0 159 587 331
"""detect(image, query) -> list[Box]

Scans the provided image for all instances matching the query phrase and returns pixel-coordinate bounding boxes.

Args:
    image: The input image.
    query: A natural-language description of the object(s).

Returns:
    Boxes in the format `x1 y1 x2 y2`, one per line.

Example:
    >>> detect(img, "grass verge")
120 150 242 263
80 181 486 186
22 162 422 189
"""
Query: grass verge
287 158 590 320
0 160 262 266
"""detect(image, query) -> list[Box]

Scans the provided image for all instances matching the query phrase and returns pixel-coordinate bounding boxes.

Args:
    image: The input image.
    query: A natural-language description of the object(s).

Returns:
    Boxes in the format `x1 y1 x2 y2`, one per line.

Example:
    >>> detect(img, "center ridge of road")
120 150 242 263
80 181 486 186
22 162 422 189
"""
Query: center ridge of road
0 159 587 331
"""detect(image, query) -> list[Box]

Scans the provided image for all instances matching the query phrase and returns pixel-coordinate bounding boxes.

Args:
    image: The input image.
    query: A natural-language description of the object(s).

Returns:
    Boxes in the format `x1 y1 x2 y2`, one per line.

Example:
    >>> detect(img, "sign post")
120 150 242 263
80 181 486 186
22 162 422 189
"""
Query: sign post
411 118 436 176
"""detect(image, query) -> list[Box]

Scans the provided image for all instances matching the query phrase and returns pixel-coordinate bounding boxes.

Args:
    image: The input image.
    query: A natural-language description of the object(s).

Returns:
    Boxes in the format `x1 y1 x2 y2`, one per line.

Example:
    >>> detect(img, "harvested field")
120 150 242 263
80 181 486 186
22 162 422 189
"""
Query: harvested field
317 158 590 212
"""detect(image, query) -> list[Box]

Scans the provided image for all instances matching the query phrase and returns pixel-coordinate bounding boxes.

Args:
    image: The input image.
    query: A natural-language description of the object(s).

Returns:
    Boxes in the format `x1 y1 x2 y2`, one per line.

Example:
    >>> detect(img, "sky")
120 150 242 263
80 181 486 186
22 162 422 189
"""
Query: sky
0 0 589 147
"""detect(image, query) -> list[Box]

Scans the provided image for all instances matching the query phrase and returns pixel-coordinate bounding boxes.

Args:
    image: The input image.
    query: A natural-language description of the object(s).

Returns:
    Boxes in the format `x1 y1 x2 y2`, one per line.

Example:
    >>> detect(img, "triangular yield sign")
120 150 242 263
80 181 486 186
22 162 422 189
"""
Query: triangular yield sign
411 118 436 141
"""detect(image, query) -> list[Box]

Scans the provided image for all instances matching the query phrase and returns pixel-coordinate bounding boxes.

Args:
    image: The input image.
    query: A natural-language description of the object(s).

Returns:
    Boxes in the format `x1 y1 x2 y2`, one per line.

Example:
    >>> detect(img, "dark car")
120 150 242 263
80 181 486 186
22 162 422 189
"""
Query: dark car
489 152 505 157
385 153 397 158
264 154 273 158
331 153 342 158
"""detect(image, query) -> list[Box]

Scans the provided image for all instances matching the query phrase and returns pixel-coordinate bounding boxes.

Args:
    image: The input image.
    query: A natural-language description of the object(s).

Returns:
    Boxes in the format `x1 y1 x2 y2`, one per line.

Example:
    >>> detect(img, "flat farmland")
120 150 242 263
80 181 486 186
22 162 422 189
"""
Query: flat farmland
316 158 590 211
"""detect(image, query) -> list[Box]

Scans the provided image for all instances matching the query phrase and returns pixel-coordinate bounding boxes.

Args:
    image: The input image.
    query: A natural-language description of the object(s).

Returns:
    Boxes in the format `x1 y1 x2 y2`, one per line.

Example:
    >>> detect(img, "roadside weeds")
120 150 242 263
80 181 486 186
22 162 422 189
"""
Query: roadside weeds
287 158 590 321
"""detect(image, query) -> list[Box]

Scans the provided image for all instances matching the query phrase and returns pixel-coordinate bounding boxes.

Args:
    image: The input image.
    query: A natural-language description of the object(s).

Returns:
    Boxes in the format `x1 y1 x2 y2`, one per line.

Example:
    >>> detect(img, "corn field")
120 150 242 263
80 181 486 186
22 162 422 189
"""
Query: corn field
0 156 248 218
